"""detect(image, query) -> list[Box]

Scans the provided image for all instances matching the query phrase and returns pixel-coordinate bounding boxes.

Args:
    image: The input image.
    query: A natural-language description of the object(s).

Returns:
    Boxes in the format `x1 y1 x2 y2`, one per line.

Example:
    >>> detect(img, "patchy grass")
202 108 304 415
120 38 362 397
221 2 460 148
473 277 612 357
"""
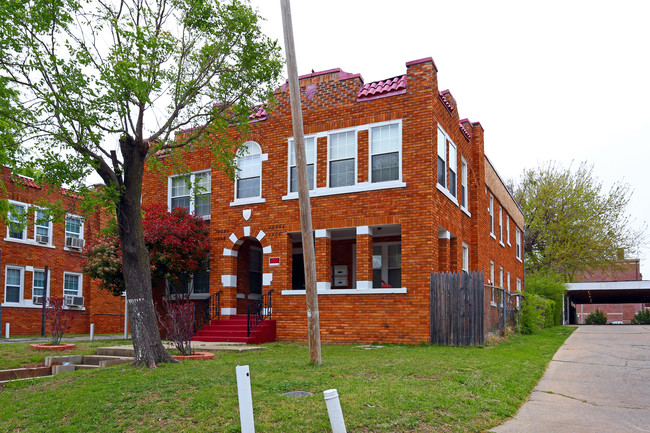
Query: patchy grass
0 327 573 432
0 339 131 370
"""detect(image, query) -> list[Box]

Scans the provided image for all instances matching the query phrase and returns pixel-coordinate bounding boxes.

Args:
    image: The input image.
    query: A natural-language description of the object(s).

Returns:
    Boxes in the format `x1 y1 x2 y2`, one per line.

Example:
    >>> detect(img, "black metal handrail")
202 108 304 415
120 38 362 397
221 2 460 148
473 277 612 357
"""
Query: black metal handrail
247 290 273 337
194 290 221 332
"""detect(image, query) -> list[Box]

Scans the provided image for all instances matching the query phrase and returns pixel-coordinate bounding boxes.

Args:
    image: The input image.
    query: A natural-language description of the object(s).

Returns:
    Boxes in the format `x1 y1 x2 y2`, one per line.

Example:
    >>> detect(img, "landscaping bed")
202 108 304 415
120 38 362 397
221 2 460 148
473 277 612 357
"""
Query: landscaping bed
0 328 573 432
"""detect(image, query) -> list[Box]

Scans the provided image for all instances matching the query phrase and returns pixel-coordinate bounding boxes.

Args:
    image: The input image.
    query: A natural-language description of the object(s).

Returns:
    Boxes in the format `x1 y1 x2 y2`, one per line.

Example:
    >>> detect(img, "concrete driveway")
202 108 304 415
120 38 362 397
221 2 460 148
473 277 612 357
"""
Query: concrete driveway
491 325 650 433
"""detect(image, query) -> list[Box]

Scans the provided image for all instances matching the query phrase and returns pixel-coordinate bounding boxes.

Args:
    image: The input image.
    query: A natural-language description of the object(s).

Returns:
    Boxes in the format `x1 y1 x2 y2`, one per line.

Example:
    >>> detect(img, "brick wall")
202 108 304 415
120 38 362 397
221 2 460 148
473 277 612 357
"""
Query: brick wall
142 58 525 344
576 303 650 324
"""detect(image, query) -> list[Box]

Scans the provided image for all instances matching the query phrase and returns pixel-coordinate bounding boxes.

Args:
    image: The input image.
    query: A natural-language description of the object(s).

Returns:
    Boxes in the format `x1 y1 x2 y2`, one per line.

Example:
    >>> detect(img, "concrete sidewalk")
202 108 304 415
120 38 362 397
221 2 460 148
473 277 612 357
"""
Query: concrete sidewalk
491 325 650 433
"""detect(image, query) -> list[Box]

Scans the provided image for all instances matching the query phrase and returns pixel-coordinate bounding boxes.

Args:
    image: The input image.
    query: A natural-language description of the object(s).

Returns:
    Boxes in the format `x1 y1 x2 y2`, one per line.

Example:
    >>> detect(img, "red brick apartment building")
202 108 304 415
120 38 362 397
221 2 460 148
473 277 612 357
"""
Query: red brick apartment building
143 57 524 344
0 167 125 335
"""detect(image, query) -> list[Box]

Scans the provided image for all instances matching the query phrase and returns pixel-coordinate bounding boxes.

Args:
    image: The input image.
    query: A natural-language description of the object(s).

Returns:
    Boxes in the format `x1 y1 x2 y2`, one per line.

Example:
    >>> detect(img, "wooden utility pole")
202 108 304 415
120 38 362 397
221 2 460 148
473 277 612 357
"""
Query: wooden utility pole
280 0 322 365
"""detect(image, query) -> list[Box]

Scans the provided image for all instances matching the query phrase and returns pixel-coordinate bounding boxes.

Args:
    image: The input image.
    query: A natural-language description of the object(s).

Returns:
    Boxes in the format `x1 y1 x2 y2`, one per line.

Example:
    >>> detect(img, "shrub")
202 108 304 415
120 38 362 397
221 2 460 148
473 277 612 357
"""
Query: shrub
156 297 196 355
525 272 566 326
631 309 650 324
521 293 545 334
585 309 607 325
45 297 73 345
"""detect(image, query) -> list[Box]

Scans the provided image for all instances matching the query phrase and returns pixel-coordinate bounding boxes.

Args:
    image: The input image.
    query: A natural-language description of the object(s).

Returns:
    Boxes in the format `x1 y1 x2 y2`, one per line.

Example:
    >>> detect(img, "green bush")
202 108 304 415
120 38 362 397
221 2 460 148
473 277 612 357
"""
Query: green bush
631 309 650 324
525 272 566 326
585 309 607 325
520 292 554 334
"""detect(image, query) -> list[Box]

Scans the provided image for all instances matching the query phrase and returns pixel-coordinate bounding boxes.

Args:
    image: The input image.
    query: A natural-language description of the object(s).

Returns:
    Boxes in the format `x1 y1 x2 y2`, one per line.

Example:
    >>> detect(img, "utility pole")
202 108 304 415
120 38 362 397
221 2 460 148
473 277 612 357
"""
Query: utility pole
280 0 322 365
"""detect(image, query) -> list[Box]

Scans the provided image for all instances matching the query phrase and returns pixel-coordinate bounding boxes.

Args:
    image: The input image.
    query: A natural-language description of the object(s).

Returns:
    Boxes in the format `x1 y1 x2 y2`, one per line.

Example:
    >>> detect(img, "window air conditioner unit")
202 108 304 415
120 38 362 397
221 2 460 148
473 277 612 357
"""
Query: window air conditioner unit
35 234 49 244
64 295 84 307
65 237 85 249
33 296 45 305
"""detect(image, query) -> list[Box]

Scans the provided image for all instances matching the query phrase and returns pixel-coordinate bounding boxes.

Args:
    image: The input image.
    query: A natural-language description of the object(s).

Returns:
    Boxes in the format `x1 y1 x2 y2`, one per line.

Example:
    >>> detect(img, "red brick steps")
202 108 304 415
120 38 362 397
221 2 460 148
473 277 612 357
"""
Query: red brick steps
193 315 276 344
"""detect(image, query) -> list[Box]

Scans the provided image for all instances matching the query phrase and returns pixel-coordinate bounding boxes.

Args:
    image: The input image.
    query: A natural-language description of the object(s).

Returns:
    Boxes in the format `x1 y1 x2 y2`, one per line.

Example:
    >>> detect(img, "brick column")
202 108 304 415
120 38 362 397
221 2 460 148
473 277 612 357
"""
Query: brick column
356 226 373 289
438 229 450 272
450 236 460 272
315 229 332 291
220 247 239 316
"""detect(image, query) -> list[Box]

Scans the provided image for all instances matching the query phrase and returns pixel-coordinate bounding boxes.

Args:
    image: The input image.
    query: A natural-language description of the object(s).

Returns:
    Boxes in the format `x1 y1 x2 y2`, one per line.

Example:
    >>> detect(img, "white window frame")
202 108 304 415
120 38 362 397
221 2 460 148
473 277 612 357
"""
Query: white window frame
288 136 317 193
4 265 24 304
372 241 402 289
63 272 83 297
168 169 212 219
327 128 357 188
490 261 495 305
461 156 469 212
462 242 469 272
517 278 522 291
7 201 27 241
499 205 504 246
232 141 267 206
516 228 522 261
65 214 85 240
489 193 495 238
500 267 504 288
436 125 459 204
507 271 511 291
33 268 50 300
34 208 53 245
369 122 402 184
506 214 511 245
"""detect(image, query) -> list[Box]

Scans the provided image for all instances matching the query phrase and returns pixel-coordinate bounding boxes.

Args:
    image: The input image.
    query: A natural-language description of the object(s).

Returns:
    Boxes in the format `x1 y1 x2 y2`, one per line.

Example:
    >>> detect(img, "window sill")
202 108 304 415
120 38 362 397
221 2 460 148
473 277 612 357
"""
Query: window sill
461 206 471 217
282 287 407 295
436 183 459 206
490 233 497 240
499 241 505 247
3 238 56 249
230 197 266 207
282 180 406 200
490 301 497 307
517 257 523 263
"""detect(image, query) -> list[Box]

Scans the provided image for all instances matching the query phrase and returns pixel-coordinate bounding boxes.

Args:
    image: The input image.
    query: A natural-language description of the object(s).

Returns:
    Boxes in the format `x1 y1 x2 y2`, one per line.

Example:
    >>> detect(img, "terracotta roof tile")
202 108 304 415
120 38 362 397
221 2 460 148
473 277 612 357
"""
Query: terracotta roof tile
249 105 267 122
459 122 471 141
357 75 407 101
13 175 41 189
439 91 454 114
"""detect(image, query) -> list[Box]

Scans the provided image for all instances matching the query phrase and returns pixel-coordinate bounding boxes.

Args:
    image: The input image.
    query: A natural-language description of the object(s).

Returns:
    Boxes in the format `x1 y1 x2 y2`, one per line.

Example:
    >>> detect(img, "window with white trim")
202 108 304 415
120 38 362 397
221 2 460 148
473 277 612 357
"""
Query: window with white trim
461 157 468 210
169 170 211 217
372 242 401 288
65 215 84 239
328 130 356 187
506 214 511 245
289 137 316 192
507 271 511 291
35 209 52 244
437 126 457 198
462 242 469 272
490 261 495 304
516 228 522 260
33 270 47 298
370 123 400 183
236 141 263 199
489 194 495 236
517 278 522 291
63 272 82 297
500 267 504 288
5 266 23 303
499 206 503 244
7 203 27 240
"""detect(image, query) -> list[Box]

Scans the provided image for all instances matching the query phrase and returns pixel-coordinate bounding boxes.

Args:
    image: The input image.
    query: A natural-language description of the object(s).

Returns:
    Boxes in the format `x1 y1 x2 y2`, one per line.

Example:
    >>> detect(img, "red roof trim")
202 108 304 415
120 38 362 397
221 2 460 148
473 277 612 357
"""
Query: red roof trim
439 91 454 114
357 75 407 101
459 122 471 141
405 57 438 72
13 175 41 190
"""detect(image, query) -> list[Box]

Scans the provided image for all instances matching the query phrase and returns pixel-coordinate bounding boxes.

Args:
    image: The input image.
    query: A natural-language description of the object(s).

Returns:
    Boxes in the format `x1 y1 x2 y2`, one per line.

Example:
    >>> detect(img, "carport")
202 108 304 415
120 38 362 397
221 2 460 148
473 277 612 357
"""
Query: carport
564 280 650 324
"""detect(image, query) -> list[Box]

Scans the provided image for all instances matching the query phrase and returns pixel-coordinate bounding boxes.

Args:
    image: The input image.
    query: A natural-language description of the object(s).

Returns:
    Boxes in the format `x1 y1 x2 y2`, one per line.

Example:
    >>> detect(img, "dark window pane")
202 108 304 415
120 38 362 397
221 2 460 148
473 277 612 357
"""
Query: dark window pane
290 164 314 192
372 152 399 182
373 269 382 288
437 157 446 186
193 272 209 294
329 159 354 187
449 170 457 197
194 193 210 216
388 268 401 288
171 196 190 211
237 177 260 198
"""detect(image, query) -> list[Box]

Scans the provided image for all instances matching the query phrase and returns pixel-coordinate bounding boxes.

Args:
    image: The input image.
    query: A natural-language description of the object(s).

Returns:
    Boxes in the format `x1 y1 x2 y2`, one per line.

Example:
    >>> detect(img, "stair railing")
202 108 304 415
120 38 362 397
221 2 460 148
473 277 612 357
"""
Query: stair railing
247 290 273 337
194 290 222 333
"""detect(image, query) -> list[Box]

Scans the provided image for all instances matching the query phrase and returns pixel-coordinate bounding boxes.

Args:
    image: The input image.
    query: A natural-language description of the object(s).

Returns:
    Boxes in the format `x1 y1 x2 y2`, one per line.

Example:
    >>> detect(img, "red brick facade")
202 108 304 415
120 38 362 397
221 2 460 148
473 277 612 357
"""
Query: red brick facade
142 58 524 343
0 167 126 336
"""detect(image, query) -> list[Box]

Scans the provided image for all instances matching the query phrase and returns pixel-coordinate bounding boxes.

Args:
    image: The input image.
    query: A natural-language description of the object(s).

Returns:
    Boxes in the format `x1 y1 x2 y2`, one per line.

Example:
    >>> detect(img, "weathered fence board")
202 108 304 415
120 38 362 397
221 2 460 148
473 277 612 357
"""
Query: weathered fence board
430 271 485 346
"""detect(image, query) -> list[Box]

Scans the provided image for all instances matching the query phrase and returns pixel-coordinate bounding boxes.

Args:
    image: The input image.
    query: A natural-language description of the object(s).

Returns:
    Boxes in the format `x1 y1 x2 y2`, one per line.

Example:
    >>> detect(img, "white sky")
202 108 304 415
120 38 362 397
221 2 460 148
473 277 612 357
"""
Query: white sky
250 0 650 278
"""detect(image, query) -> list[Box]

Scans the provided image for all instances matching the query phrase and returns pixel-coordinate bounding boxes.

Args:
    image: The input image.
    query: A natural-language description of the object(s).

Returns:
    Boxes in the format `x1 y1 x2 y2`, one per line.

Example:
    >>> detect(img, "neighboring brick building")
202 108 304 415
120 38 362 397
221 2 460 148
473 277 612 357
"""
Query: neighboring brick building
143 57 525 343
570 260 649 324
0 166 126 335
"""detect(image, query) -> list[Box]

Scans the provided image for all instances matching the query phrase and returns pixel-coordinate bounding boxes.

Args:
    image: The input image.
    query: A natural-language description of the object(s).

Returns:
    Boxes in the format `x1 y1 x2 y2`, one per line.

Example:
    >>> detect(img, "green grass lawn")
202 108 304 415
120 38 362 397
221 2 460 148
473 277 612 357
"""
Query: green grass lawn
0 327 573 432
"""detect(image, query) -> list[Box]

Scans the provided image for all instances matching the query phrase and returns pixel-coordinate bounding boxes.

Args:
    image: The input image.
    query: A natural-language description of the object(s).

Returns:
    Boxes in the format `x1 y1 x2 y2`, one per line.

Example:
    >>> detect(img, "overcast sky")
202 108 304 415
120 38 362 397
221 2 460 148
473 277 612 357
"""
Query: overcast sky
250 0 650 278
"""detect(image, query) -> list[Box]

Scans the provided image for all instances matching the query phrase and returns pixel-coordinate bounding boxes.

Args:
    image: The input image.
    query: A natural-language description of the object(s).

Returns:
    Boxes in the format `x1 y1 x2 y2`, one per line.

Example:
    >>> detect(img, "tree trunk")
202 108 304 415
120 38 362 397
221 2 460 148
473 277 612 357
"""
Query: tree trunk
116 135 177 367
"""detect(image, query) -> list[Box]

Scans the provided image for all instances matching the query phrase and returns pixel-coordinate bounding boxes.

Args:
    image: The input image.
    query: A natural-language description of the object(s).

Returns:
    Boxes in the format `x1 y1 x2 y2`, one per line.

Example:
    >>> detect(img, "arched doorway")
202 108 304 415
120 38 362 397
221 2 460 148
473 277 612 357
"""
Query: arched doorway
236 237 263 314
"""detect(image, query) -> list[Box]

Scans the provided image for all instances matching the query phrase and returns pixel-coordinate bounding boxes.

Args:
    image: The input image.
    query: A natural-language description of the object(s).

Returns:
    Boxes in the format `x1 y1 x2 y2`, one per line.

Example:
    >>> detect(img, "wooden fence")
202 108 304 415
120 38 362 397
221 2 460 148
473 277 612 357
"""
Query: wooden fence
430 271 485 346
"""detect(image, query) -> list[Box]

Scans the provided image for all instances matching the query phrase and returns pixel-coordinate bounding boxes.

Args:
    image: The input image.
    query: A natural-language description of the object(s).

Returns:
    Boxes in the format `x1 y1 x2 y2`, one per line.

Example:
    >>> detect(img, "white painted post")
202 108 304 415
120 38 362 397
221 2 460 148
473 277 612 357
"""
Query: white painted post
89 323 95 341
123 292 129 339
236 365 255 433
323 389 347 433
5 323 9 339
